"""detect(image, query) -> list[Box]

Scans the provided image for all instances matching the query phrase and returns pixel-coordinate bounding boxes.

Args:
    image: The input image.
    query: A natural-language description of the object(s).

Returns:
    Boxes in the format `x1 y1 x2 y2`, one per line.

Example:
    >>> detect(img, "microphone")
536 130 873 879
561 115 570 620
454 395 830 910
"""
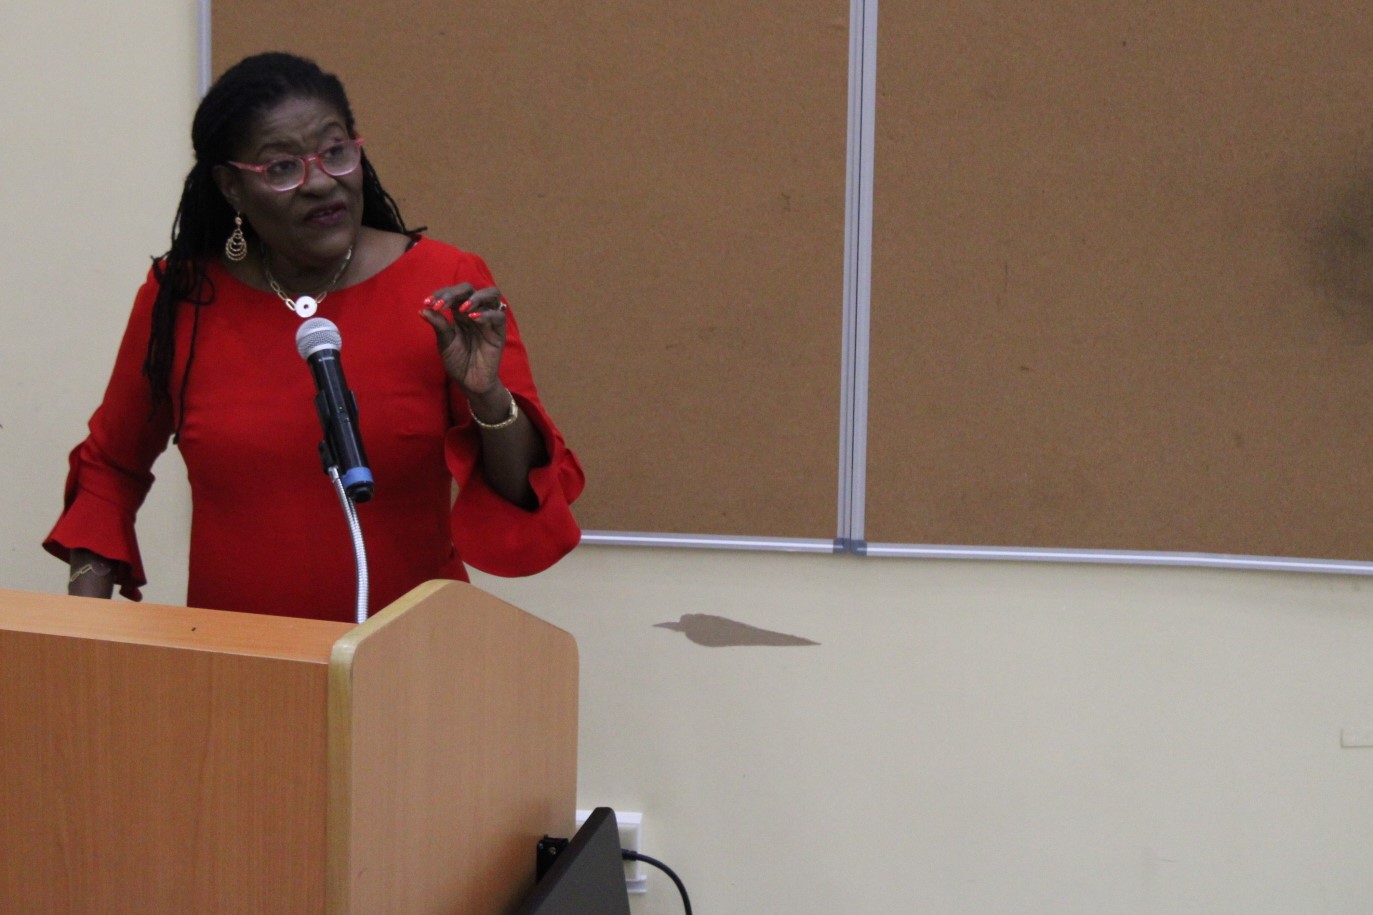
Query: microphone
295 317 374 503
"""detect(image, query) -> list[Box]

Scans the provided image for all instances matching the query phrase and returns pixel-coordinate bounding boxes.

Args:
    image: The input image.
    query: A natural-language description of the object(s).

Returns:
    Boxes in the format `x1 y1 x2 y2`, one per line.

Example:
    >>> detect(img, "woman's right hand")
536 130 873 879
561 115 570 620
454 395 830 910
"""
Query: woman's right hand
68 548 115 599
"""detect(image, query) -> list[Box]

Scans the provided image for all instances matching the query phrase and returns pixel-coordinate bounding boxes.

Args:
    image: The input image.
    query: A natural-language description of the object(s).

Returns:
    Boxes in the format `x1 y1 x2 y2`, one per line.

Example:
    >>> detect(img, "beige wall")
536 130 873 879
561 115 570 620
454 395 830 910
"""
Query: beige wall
4 4 1372 913
1 0 198 596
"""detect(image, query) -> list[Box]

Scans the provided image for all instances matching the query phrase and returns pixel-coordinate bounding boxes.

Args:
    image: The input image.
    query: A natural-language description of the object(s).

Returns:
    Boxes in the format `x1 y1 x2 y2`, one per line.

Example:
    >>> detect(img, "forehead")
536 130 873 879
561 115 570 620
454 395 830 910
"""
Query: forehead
239 95 349 155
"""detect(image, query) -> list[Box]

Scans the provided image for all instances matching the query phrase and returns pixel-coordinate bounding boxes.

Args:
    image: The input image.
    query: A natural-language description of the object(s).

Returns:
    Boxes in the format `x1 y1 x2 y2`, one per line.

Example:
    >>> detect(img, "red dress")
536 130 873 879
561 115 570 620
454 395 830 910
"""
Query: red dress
44 237 584 621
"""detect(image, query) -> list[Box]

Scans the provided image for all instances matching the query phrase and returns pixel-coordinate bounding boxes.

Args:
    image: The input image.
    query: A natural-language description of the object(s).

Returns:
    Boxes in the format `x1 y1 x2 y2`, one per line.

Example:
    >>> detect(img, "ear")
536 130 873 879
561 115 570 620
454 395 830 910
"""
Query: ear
212 164 245 214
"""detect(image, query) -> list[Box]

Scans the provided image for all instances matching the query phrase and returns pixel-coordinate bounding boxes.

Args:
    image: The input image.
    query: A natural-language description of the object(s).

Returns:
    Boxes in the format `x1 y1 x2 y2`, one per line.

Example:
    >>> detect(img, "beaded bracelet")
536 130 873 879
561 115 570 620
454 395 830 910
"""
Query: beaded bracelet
471 393 519 430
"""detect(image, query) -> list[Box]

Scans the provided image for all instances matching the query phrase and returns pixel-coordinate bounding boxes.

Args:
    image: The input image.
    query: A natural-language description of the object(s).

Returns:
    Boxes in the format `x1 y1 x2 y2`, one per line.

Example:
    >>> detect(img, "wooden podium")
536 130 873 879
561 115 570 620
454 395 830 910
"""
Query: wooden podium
0 581 578 914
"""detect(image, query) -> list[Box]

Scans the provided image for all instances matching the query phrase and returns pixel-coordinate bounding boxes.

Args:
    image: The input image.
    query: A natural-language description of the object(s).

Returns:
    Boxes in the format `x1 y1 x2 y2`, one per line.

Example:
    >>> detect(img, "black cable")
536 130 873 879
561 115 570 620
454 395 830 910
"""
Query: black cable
623 850 692 915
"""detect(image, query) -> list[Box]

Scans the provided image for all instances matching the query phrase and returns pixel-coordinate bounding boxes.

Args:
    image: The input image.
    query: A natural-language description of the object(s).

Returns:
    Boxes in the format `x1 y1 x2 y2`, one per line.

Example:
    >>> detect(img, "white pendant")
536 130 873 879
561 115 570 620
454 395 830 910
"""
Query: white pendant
292 295 319 318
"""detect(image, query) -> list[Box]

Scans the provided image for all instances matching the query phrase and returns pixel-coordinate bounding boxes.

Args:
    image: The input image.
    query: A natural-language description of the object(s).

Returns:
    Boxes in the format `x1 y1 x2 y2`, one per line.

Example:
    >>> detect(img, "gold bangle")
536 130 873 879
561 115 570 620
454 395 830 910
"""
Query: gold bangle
471 392 519 430
69 560 112 583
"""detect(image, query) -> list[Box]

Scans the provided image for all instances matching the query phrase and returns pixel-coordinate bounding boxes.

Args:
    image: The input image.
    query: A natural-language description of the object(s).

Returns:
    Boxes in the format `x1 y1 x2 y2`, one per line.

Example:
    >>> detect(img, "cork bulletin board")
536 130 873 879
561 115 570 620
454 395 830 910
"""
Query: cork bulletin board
864 2 1373 559
217 2 1373 561
213 2 852 542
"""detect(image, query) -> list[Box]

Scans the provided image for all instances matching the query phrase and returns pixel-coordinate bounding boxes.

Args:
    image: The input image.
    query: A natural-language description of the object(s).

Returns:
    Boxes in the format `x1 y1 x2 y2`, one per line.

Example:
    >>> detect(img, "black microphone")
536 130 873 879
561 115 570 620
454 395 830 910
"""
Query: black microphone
295 317 374 503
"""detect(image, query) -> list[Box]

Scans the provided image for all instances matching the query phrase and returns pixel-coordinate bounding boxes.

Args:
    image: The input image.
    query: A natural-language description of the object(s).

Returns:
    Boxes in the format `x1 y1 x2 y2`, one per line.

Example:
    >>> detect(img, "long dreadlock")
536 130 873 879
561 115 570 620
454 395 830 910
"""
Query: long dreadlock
143 52 411 437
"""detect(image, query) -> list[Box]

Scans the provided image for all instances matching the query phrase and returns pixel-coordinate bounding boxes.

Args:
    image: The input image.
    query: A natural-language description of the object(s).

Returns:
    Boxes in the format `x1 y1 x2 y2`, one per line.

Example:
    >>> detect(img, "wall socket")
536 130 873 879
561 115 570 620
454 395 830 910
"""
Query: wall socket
1341 727 1373 748
576 809 646 894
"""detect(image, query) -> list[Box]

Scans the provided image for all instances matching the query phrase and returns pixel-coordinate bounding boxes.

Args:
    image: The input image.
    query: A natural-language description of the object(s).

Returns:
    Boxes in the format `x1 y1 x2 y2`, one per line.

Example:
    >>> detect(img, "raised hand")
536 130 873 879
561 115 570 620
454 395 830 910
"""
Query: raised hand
419 283 509 396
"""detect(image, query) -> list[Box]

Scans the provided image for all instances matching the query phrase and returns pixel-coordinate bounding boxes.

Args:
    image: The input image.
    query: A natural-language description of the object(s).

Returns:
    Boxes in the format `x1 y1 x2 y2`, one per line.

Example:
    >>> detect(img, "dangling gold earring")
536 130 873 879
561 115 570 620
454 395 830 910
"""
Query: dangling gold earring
225 213 248 262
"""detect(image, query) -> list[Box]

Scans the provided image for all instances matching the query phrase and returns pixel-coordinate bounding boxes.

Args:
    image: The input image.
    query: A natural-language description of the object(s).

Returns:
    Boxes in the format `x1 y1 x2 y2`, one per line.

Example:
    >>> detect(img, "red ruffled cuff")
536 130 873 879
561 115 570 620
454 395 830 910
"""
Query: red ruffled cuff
43 441 152 601
446 392 584 577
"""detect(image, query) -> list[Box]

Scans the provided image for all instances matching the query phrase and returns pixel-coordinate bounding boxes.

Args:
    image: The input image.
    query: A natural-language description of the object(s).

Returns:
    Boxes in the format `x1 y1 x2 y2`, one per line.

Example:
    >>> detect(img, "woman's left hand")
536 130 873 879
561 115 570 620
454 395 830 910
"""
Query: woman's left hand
419 281 544 508
419 284 508 395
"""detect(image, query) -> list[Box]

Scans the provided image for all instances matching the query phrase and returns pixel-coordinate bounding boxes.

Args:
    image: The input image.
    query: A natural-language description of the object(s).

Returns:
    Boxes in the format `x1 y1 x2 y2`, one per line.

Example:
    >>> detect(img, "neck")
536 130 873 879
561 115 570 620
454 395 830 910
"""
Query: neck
263 248 352 297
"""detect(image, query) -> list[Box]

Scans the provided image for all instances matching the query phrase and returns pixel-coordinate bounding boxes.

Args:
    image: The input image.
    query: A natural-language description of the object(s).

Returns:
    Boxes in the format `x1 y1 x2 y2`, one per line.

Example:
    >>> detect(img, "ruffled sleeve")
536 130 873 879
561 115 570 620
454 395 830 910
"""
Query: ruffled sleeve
442 260 584 576
43 269 175 599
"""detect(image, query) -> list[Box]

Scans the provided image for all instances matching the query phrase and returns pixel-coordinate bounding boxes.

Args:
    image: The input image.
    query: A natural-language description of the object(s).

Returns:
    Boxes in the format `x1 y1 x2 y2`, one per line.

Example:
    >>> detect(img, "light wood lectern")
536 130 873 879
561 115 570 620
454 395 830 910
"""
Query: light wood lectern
0 580 578 914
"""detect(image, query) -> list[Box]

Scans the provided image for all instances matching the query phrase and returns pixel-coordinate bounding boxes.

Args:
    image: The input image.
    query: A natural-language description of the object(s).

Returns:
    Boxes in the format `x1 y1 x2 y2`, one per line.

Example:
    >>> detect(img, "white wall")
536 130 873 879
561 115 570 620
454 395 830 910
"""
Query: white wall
1 0 197 596
474 551 1373 913
4 5 1372 913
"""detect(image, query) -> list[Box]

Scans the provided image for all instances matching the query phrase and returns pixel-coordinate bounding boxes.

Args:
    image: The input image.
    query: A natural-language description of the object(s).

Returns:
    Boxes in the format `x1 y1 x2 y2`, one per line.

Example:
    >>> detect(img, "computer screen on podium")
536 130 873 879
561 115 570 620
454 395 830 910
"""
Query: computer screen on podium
515 807 632 915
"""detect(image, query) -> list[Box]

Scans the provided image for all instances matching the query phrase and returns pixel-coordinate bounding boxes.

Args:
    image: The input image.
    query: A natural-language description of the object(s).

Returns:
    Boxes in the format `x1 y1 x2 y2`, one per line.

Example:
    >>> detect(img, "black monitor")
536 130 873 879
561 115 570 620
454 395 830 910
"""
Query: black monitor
514 807 632 915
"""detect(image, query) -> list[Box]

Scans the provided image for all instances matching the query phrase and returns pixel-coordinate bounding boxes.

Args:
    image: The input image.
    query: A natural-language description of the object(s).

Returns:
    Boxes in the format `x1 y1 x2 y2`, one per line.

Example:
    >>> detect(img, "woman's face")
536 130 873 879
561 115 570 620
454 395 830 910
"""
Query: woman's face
214 95 364 273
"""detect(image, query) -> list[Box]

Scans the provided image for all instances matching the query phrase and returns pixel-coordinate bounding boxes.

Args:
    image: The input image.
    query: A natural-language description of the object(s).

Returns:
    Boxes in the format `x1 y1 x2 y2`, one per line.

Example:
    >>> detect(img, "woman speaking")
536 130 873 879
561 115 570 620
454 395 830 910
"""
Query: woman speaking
44 52 584 621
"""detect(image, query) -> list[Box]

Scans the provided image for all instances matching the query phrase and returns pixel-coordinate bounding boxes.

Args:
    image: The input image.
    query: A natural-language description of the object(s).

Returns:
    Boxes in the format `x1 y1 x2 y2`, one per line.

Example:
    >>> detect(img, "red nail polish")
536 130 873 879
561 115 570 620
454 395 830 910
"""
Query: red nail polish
458 301 473 314
422 295 433 306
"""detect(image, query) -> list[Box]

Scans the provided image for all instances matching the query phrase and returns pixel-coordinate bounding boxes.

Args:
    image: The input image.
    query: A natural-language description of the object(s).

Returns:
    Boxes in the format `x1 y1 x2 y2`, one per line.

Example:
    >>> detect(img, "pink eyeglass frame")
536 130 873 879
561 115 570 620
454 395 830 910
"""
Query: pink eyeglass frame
228 137 366 192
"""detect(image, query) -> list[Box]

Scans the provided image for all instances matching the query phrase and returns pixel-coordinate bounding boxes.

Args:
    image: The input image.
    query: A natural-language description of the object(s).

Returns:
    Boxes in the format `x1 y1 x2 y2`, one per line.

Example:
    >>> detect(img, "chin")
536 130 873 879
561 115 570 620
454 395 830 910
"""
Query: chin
309 225 359 259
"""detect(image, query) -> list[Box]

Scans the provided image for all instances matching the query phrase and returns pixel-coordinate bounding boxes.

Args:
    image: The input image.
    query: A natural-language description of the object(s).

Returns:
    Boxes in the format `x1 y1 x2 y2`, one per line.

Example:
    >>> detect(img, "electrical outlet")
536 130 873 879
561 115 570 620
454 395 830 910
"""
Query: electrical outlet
576 809 646 894
1341 727 1373 748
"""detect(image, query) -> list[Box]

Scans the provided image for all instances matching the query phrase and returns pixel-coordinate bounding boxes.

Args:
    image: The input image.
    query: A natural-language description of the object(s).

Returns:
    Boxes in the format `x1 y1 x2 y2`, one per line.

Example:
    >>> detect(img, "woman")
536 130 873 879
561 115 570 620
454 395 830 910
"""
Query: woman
44 52 584 621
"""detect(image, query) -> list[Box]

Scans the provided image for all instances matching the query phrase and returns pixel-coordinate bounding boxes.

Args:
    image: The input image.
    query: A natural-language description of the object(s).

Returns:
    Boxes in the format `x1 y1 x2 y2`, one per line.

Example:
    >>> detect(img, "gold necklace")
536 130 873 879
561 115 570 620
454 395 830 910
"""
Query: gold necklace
263 247 354 318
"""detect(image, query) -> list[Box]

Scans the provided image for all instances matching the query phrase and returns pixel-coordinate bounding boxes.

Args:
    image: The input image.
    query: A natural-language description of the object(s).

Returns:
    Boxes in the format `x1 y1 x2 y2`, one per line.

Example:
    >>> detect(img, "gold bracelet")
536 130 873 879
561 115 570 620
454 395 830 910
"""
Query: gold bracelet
69 560 112 583
471 392 519 430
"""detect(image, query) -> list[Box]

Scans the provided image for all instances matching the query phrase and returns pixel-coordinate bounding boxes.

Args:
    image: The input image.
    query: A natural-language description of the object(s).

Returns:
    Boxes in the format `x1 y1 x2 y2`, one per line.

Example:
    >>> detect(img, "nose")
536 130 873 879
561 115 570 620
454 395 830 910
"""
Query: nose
298 154 335 193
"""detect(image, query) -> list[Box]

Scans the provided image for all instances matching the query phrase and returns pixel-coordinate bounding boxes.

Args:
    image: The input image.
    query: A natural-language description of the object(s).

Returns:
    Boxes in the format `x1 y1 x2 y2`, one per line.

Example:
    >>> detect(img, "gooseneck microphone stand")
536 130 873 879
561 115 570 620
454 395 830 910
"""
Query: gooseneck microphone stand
325 463 370 626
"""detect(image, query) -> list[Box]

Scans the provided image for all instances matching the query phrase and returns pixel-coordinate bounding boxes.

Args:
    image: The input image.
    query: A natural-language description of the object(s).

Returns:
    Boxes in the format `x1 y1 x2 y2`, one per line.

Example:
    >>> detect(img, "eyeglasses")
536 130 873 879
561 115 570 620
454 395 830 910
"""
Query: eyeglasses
228 137 366 192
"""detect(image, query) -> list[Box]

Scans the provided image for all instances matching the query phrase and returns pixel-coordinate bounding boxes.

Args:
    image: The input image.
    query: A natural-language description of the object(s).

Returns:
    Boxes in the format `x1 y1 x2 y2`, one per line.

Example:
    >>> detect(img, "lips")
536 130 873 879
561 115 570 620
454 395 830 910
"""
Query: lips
304 202 348 227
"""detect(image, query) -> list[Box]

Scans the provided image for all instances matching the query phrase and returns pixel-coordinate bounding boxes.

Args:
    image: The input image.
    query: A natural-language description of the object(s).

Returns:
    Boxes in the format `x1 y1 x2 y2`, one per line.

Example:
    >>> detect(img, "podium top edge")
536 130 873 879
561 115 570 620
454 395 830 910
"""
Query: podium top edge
0 588 351 663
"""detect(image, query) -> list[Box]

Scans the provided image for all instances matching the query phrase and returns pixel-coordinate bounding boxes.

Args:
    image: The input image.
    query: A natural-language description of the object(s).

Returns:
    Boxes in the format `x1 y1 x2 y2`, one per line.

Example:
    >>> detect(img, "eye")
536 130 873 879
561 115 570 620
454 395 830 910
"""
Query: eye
319 141 350 164
264 157 301 179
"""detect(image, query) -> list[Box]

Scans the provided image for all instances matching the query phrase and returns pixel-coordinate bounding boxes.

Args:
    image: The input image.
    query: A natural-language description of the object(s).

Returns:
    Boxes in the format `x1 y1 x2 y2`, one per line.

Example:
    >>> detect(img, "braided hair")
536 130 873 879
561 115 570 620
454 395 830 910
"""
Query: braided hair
144 52 411 434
